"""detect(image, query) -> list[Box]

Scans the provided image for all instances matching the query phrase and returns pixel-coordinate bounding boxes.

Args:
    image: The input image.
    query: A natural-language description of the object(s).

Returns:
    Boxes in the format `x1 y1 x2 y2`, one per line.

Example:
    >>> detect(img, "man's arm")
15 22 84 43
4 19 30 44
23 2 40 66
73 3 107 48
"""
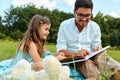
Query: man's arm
92 23 102 51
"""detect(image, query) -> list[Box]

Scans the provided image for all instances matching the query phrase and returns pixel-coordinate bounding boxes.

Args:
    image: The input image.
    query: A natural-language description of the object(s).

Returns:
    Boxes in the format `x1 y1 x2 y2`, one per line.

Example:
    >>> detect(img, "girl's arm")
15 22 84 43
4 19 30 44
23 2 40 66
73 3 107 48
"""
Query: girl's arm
29 42 43 71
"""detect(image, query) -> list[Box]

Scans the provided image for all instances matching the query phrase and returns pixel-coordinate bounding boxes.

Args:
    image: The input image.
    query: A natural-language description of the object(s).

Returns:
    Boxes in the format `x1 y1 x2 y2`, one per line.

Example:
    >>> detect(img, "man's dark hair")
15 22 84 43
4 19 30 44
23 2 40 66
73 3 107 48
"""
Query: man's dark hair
74 0 93 11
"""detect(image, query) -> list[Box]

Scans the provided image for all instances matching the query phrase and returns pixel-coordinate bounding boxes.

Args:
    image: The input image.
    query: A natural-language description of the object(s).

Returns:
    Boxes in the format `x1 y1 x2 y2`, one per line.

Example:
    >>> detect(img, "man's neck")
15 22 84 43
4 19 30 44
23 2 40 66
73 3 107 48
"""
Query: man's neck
75 22 84 32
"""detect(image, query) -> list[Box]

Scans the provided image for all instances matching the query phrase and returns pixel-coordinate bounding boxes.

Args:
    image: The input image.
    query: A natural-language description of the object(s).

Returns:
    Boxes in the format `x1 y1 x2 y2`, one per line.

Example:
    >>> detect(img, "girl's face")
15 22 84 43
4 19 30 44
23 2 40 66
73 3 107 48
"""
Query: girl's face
39 24 51 40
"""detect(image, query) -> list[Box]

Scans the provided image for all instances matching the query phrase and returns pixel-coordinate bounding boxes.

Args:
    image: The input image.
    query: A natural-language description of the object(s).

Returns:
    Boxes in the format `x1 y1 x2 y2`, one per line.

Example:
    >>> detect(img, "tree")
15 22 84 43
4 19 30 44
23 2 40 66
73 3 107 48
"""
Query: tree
10 30 23 40
0 16 2 32
109 30 119 47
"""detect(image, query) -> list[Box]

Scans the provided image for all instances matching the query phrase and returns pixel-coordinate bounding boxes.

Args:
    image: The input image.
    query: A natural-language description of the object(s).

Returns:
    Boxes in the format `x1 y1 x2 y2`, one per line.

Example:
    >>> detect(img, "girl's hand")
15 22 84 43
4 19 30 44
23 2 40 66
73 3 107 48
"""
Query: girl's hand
31 62 43 71
56 52 67 61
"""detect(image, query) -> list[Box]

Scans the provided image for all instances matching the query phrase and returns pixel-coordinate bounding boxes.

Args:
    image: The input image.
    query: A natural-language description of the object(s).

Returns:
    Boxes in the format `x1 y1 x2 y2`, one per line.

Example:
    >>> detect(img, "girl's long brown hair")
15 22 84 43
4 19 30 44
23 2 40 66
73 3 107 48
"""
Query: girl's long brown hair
17 15 51 57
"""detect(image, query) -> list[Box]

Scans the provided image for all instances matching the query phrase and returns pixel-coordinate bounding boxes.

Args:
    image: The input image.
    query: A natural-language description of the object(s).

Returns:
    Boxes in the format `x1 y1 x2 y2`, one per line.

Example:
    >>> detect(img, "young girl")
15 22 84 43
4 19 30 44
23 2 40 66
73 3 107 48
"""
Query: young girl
0 15 67 75
16 14 51 71
14 14 67 71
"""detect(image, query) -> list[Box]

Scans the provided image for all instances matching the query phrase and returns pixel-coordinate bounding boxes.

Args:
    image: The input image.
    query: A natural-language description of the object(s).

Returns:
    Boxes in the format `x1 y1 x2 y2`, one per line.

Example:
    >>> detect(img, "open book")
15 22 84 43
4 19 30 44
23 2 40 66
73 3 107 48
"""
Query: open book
61 46 110 65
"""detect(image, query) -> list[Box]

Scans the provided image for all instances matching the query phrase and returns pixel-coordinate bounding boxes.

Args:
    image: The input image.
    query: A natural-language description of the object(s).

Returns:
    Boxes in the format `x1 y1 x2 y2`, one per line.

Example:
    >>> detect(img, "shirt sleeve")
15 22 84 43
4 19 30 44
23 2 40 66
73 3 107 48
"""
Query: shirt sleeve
56 22 67 53
91 23 102 49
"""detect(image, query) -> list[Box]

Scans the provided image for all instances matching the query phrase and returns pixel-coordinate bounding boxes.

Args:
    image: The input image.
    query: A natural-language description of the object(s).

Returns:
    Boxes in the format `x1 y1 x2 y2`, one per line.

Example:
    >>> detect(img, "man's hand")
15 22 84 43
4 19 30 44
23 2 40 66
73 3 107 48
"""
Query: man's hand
75 49 90 58
93 45 102 52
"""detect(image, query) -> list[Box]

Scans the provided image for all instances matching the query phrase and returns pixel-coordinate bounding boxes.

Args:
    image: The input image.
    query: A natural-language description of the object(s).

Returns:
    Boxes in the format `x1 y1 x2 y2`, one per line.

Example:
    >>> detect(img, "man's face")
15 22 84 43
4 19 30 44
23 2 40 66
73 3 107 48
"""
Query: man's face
74 7 91 27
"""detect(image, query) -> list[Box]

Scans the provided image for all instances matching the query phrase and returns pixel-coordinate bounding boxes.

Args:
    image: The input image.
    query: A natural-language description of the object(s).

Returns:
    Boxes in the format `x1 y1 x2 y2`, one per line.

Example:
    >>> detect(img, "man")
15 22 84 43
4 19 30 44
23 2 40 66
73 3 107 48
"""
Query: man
56 0 120 80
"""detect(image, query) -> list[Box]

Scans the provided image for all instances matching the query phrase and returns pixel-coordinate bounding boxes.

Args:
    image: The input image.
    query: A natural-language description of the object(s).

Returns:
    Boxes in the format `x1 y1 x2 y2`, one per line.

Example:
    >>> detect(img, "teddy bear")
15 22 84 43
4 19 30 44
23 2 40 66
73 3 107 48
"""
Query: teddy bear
0 55 71 80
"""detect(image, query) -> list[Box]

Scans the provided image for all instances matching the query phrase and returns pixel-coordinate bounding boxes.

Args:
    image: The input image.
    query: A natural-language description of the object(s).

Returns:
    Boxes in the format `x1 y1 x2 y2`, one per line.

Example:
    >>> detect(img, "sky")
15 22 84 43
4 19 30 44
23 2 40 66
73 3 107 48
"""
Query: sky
0 0 120 18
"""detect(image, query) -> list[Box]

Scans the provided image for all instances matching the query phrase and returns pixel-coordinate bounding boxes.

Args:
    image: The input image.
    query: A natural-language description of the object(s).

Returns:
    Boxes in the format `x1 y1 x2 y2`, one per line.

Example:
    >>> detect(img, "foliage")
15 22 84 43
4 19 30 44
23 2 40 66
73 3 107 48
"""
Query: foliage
3 36 13 41
0 16 3 33
9 30 24 40
94 12 120 47
0 33 6 39
1 4 73 43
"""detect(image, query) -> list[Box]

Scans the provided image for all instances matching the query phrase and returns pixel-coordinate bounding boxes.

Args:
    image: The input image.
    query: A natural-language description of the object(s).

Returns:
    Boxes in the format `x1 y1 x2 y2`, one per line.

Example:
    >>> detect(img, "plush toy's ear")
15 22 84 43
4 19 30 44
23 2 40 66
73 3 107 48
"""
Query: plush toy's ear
59 66 70 80
42 55 61 73
42 55 62 80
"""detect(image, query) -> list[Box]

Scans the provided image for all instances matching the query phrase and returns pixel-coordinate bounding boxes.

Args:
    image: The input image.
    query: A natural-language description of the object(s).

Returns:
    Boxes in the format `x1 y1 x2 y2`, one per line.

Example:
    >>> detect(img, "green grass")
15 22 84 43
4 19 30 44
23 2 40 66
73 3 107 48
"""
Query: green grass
0 40 57 61
44 43 56 53
107 49 120 62
0 40 120 62
0 40 19 61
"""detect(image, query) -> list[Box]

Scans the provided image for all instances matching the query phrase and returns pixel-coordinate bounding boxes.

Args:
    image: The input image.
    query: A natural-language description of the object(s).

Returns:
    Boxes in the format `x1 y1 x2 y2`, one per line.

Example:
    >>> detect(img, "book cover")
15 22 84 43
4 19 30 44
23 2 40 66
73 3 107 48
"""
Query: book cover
61 46 110 65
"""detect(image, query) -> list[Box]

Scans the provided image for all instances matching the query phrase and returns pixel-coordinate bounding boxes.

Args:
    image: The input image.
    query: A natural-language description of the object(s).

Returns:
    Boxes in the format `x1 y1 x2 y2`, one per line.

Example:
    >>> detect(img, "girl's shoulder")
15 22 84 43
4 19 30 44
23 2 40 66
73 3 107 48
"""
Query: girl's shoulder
30 41 36 46
29 41 37 50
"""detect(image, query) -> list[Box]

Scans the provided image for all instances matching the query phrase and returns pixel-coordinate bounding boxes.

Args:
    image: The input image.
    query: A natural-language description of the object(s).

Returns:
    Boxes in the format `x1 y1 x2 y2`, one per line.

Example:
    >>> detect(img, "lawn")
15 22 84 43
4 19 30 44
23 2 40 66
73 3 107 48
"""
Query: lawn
0 40 120 62
0 40 57 61
0 40 19 61
107 49 120 62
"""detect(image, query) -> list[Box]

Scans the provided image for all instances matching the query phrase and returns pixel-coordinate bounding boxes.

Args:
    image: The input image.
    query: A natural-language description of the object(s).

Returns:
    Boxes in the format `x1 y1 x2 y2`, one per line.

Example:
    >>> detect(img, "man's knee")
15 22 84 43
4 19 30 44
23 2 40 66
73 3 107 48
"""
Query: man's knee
76 60 101 79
